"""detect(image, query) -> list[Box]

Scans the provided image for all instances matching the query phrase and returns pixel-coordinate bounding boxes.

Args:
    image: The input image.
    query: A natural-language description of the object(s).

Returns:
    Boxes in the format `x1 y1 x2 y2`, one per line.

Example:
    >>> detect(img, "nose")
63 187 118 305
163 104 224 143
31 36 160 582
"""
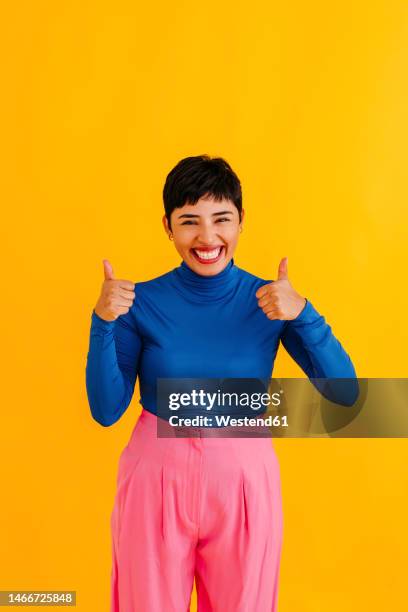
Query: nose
196 223 219 245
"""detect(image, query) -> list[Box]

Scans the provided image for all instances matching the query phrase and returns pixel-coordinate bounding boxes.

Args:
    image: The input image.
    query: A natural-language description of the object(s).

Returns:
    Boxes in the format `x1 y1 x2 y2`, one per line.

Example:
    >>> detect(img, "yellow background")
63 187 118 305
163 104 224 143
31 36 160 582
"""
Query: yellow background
1 1 408 610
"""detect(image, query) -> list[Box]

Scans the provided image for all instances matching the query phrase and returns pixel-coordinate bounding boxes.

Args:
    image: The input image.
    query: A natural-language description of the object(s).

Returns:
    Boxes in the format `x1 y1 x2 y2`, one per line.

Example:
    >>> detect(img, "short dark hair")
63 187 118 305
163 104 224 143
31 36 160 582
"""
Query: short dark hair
163 154 242 228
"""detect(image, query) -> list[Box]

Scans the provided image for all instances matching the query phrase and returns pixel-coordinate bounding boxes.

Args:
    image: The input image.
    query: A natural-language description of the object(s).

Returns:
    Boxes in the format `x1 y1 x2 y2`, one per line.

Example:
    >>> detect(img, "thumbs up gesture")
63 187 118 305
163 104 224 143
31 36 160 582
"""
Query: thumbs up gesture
255 257 306 321
94 259 136 322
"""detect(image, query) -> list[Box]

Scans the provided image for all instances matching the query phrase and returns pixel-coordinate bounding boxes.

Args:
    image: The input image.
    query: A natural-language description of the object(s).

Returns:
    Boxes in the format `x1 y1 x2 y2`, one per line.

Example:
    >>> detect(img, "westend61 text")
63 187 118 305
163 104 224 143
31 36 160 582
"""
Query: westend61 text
168 414 288 427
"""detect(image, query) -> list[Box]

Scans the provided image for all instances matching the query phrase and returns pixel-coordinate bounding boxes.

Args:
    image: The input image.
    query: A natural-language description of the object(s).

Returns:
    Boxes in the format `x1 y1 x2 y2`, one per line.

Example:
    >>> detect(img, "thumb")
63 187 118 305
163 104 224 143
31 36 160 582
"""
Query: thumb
103 259 115 281
277 257 289 281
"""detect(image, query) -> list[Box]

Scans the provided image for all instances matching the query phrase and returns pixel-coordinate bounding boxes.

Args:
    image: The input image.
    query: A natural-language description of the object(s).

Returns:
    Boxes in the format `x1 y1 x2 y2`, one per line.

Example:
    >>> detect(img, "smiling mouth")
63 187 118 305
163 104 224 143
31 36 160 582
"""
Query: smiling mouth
191 246 225 264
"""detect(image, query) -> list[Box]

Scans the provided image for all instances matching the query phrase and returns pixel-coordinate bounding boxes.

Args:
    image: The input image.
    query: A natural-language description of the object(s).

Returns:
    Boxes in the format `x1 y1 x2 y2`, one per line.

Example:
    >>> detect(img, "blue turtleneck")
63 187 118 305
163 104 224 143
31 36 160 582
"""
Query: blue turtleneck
85 259 357 426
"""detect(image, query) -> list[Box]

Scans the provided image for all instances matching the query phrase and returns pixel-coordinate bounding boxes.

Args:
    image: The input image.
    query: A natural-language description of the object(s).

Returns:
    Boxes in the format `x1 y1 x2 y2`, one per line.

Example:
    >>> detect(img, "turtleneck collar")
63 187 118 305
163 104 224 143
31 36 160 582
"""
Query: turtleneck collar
172 258 240 302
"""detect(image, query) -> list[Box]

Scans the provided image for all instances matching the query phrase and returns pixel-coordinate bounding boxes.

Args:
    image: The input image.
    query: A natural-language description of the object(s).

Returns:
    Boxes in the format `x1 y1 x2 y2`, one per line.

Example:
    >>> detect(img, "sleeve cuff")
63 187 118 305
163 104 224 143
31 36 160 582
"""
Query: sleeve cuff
290 299 321 325
91 309 116 331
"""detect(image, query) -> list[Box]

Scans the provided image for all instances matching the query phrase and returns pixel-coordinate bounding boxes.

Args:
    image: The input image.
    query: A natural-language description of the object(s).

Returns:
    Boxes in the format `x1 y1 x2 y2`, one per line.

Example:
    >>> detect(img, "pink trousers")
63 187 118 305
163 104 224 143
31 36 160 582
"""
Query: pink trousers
110 408 283 611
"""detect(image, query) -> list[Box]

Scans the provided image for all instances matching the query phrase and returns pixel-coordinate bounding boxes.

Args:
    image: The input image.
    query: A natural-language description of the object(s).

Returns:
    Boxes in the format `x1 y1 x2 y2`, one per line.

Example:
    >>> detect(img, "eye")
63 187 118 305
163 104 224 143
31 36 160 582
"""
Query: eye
215 217 230 223
180 220 198 225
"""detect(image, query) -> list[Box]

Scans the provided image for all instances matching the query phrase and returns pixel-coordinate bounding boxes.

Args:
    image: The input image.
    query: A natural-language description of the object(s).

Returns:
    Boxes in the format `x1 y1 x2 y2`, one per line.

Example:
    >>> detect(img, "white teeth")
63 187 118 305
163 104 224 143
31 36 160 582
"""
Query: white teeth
194 247 222 260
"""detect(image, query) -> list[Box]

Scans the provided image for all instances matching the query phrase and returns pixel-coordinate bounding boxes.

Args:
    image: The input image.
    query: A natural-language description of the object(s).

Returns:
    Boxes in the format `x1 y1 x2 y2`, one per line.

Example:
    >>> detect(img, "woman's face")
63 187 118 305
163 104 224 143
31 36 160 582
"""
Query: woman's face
162 196 244 276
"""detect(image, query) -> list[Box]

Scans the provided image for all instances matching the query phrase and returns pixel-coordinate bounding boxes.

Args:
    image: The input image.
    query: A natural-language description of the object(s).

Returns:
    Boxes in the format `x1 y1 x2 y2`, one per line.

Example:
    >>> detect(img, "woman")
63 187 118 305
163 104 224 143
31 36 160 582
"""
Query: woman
86 155 357 611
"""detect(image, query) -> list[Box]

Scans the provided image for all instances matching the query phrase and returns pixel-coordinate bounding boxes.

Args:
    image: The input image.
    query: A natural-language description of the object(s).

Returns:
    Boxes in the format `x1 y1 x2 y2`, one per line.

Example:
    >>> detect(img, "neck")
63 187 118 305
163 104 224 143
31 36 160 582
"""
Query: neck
173 258 239 301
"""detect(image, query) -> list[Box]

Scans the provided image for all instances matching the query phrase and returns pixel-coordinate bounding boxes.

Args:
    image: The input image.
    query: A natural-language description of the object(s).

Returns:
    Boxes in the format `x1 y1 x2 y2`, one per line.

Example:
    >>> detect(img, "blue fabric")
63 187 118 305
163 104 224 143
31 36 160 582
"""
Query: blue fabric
85 259 358 426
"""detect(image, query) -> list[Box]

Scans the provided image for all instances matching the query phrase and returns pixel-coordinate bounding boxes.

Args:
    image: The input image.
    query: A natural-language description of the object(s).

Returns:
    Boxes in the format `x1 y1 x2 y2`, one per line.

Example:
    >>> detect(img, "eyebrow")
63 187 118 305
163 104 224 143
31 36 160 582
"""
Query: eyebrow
177 211 233 219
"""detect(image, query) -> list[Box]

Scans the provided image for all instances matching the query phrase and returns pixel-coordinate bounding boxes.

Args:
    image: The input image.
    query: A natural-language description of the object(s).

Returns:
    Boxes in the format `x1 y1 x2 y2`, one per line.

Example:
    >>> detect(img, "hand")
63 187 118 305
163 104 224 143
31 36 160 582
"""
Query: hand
94 260 136 322
255 257 306 321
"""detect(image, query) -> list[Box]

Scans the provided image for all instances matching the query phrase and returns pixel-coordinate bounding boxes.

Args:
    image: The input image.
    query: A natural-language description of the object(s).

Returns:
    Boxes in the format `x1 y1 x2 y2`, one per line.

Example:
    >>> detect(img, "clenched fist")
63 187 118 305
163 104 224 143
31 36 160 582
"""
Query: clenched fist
256 257 306 321
94 259 136 322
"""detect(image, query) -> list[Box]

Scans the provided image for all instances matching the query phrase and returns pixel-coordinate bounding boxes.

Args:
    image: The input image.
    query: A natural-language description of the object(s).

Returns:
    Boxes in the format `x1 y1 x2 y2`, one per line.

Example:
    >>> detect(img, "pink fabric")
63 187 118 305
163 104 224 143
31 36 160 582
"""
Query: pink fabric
110 408 283 611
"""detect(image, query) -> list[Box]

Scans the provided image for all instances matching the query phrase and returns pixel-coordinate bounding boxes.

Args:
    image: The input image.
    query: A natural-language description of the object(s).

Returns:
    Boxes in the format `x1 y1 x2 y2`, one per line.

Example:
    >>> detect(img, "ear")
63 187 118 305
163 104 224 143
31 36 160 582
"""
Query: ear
162 214 171 235
240 208 245 226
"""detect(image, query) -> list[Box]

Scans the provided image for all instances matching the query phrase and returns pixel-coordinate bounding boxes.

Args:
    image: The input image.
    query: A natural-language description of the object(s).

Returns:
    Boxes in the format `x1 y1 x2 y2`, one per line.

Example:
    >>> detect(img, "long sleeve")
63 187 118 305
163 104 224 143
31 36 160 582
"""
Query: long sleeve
280 299 359 406
85 309 142 426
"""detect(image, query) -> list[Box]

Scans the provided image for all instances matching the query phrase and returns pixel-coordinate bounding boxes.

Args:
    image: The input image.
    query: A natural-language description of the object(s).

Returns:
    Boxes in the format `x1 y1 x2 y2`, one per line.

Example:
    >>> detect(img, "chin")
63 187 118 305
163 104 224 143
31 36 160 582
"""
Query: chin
193 262 225 275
